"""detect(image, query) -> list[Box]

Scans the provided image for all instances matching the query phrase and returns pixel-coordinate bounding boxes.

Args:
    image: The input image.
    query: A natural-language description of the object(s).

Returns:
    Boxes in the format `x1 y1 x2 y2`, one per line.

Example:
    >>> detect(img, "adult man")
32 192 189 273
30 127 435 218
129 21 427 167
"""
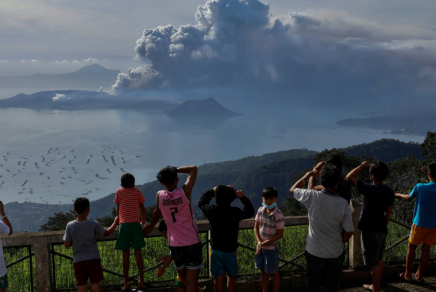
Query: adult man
396 162 436 284
290 163 354 292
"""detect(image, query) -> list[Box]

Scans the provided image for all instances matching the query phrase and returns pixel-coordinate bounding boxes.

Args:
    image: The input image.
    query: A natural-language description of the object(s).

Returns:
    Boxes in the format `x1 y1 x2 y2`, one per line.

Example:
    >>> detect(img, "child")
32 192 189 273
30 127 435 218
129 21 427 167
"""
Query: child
63 197 118 292
0 201 12 292
155 220 206 292
143 165 202 292
198 185 254 292
346 161 394 292
254 187 284 292
114 173 146 291
395 162 436 284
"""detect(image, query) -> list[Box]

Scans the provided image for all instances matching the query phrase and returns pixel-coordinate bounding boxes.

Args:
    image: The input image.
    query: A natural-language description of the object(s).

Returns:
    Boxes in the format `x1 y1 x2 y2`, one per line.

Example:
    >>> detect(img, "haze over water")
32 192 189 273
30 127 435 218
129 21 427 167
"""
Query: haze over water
0 93 423 205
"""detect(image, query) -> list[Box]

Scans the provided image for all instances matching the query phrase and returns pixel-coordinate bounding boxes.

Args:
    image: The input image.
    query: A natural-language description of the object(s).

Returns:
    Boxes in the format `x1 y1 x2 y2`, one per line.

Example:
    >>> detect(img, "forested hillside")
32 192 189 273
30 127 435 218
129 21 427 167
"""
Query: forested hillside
6 138 430 232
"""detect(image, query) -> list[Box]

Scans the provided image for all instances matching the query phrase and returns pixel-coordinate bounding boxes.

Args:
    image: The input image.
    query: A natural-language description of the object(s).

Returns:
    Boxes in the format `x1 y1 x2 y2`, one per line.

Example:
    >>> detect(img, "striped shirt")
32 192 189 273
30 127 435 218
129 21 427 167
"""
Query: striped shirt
255 206 285 250
114 188 145 224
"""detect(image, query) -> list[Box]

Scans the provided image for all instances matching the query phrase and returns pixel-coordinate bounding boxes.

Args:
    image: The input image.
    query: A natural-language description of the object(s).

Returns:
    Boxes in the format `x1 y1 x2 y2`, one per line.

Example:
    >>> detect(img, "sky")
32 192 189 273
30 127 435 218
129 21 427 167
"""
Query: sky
1 0 436 106
1 0 435 75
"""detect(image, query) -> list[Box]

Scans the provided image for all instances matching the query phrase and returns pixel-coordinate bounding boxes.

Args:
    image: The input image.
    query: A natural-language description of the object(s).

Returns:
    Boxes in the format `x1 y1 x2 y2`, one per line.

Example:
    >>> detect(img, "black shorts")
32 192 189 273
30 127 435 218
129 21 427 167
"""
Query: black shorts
361 231 387 267
169 242 204 270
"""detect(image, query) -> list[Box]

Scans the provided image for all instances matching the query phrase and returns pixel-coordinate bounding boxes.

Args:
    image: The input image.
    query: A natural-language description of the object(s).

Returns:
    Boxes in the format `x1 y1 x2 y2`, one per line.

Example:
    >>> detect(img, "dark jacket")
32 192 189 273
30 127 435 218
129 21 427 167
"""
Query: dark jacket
198 187 255 253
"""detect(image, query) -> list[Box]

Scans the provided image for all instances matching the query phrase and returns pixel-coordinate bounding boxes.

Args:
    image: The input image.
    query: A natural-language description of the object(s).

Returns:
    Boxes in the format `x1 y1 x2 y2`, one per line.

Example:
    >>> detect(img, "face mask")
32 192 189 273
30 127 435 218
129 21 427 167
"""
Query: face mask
262 202 276 209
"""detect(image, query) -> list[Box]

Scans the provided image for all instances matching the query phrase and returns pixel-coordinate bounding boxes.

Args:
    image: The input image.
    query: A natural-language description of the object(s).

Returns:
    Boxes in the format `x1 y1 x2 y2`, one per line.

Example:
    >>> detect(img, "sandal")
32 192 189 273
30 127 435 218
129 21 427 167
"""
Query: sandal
362 284 373 291
398 272 412 283
412 273 426 284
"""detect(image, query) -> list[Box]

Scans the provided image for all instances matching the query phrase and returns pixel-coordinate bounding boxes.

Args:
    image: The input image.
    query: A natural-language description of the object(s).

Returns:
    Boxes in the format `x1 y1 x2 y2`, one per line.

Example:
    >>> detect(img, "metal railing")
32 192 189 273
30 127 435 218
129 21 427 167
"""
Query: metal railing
3 245 35 292
3 203 433 292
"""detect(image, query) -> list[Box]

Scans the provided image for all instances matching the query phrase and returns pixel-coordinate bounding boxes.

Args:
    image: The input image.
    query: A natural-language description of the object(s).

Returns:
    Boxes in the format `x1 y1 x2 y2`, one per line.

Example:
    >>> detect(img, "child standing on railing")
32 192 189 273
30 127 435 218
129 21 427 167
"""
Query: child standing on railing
0 201 13 292
114 173 146 292
254 187 284 292
63 197 118 292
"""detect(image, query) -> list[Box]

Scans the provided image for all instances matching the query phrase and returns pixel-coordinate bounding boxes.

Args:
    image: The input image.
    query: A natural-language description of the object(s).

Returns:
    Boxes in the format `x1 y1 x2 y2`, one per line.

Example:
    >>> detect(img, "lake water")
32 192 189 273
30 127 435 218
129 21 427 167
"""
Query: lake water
0 95 424 204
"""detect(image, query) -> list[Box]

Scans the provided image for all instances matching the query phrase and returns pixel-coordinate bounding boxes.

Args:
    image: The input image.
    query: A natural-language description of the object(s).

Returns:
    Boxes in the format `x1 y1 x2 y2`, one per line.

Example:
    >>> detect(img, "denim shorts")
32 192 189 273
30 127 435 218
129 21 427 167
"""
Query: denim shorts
211 250 238 277
255 247 279 274
361 231 387 267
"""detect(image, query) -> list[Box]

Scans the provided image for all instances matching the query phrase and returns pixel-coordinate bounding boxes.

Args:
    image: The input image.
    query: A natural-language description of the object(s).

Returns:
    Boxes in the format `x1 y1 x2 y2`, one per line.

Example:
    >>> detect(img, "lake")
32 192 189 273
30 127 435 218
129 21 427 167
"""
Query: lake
0 97 424 204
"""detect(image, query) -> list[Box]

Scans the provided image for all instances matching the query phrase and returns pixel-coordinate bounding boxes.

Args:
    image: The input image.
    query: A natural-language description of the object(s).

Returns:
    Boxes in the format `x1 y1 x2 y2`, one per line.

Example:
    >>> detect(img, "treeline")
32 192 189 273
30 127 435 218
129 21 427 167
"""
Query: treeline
37 136 433 231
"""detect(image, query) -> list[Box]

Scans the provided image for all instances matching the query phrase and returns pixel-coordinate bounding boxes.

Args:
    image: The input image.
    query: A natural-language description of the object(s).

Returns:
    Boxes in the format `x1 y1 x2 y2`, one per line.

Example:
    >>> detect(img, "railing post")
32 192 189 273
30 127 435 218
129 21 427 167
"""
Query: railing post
207 230 212 278
349 202 364 269
33 238 52 292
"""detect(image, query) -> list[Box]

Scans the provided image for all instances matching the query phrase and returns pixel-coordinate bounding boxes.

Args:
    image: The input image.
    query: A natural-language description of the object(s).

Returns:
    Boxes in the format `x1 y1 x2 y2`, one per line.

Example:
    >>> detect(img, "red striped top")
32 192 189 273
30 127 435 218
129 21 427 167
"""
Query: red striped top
114 188 145 224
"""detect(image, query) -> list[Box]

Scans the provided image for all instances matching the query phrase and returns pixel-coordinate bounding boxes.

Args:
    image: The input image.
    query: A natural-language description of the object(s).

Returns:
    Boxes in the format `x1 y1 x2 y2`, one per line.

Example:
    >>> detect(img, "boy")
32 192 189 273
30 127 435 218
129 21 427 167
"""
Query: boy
63 197 118 292
254 187 284 292
114 173 146 291
143 165 201 292
155 220 206 292
0 201 12 292
396 162 436 284
290 163 354 292
346 161 394 292
199 185 254 292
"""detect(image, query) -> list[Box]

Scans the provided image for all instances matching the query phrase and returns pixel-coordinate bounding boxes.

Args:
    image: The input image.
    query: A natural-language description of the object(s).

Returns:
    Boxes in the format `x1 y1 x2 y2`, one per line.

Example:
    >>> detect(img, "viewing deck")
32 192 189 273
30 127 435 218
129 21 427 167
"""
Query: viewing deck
2 203 435 291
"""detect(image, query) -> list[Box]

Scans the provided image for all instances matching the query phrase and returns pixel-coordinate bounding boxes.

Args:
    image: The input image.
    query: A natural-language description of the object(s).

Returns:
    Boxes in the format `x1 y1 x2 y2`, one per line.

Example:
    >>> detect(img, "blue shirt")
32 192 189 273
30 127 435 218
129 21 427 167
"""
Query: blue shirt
410 182 436 228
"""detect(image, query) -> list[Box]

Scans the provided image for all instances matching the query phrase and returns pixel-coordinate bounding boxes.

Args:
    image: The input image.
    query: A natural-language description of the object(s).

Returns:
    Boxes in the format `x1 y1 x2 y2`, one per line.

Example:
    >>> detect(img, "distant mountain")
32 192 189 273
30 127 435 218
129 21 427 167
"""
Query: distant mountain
0 64 120 90
6 138 426 232
168 97 240 118
0 90 179 111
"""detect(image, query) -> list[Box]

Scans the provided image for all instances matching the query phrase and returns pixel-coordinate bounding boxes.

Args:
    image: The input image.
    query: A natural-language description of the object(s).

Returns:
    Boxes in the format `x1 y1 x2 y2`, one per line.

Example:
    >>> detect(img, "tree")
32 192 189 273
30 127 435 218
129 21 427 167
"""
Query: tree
39 210 76 231
421 131 436 161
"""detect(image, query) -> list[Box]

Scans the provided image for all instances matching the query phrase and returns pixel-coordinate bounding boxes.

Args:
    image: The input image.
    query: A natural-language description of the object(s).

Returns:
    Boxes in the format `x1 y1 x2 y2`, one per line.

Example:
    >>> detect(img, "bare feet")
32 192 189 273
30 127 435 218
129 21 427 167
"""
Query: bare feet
122 282 131 291
362 284 373 291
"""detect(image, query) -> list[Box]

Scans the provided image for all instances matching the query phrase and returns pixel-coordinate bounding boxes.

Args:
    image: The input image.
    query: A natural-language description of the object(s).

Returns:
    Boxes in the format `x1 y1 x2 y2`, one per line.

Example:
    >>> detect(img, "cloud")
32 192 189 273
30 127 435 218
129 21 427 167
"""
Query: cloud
109 0 436 105
20 60 27 63
52 93 71 102
55 60 69 64
83 57 98 63
29 59 39 63
73 60 81 64
0 60 8 63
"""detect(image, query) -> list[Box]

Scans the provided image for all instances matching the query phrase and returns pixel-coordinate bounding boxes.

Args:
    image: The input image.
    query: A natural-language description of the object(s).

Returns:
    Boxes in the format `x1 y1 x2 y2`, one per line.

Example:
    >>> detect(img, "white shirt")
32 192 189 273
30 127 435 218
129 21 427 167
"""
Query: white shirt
0 221 10 277
294 188 354 258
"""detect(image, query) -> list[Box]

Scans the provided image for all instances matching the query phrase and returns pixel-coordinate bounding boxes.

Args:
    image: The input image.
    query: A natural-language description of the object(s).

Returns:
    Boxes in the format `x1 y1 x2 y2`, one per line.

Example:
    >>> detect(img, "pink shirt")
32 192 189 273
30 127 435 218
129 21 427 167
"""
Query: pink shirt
255 206 285 250
159 188 201 247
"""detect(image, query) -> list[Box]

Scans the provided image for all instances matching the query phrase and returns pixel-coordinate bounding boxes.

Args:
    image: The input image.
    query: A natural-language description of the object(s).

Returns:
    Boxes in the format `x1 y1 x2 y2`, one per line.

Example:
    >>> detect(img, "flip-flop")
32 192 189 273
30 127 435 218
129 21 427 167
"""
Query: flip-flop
362 284 373 291
398 272 412 283
412 273 426 284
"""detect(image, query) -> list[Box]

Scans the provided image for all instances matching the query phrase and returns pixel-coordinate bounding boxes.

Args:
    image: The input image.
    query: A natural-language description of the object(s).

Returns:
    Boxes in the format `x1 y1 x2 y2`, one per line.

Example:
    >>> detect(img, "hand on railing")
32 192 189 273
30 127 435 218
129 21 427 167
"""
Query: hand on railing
155 266 165 278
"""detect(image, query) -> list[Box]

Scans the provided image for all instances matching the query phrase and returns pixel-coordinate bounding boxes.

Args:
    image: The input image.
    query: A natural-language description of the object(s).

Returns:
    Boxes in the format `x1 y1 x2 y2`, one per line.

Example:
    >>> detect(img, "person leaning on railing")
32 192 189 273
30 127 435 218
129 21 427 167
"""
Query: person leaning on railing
290 163 354 292
395 162 436 284
0 200 13 292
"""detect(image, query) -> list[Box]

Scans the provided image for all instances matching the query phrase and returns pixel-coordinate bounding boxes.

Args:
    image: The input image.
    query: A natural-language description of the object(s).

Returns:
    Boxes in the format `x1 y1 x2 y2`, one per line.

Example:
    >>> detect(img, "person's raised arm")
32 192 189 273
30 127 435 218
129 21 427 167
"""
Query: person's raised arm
179 165 198 201
198 188 215 212
346 161 370 188
237 190 255 220
308 162 325 189
289 170 319 194
0 201 12 235
143 192 162 236
104 216 119 236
